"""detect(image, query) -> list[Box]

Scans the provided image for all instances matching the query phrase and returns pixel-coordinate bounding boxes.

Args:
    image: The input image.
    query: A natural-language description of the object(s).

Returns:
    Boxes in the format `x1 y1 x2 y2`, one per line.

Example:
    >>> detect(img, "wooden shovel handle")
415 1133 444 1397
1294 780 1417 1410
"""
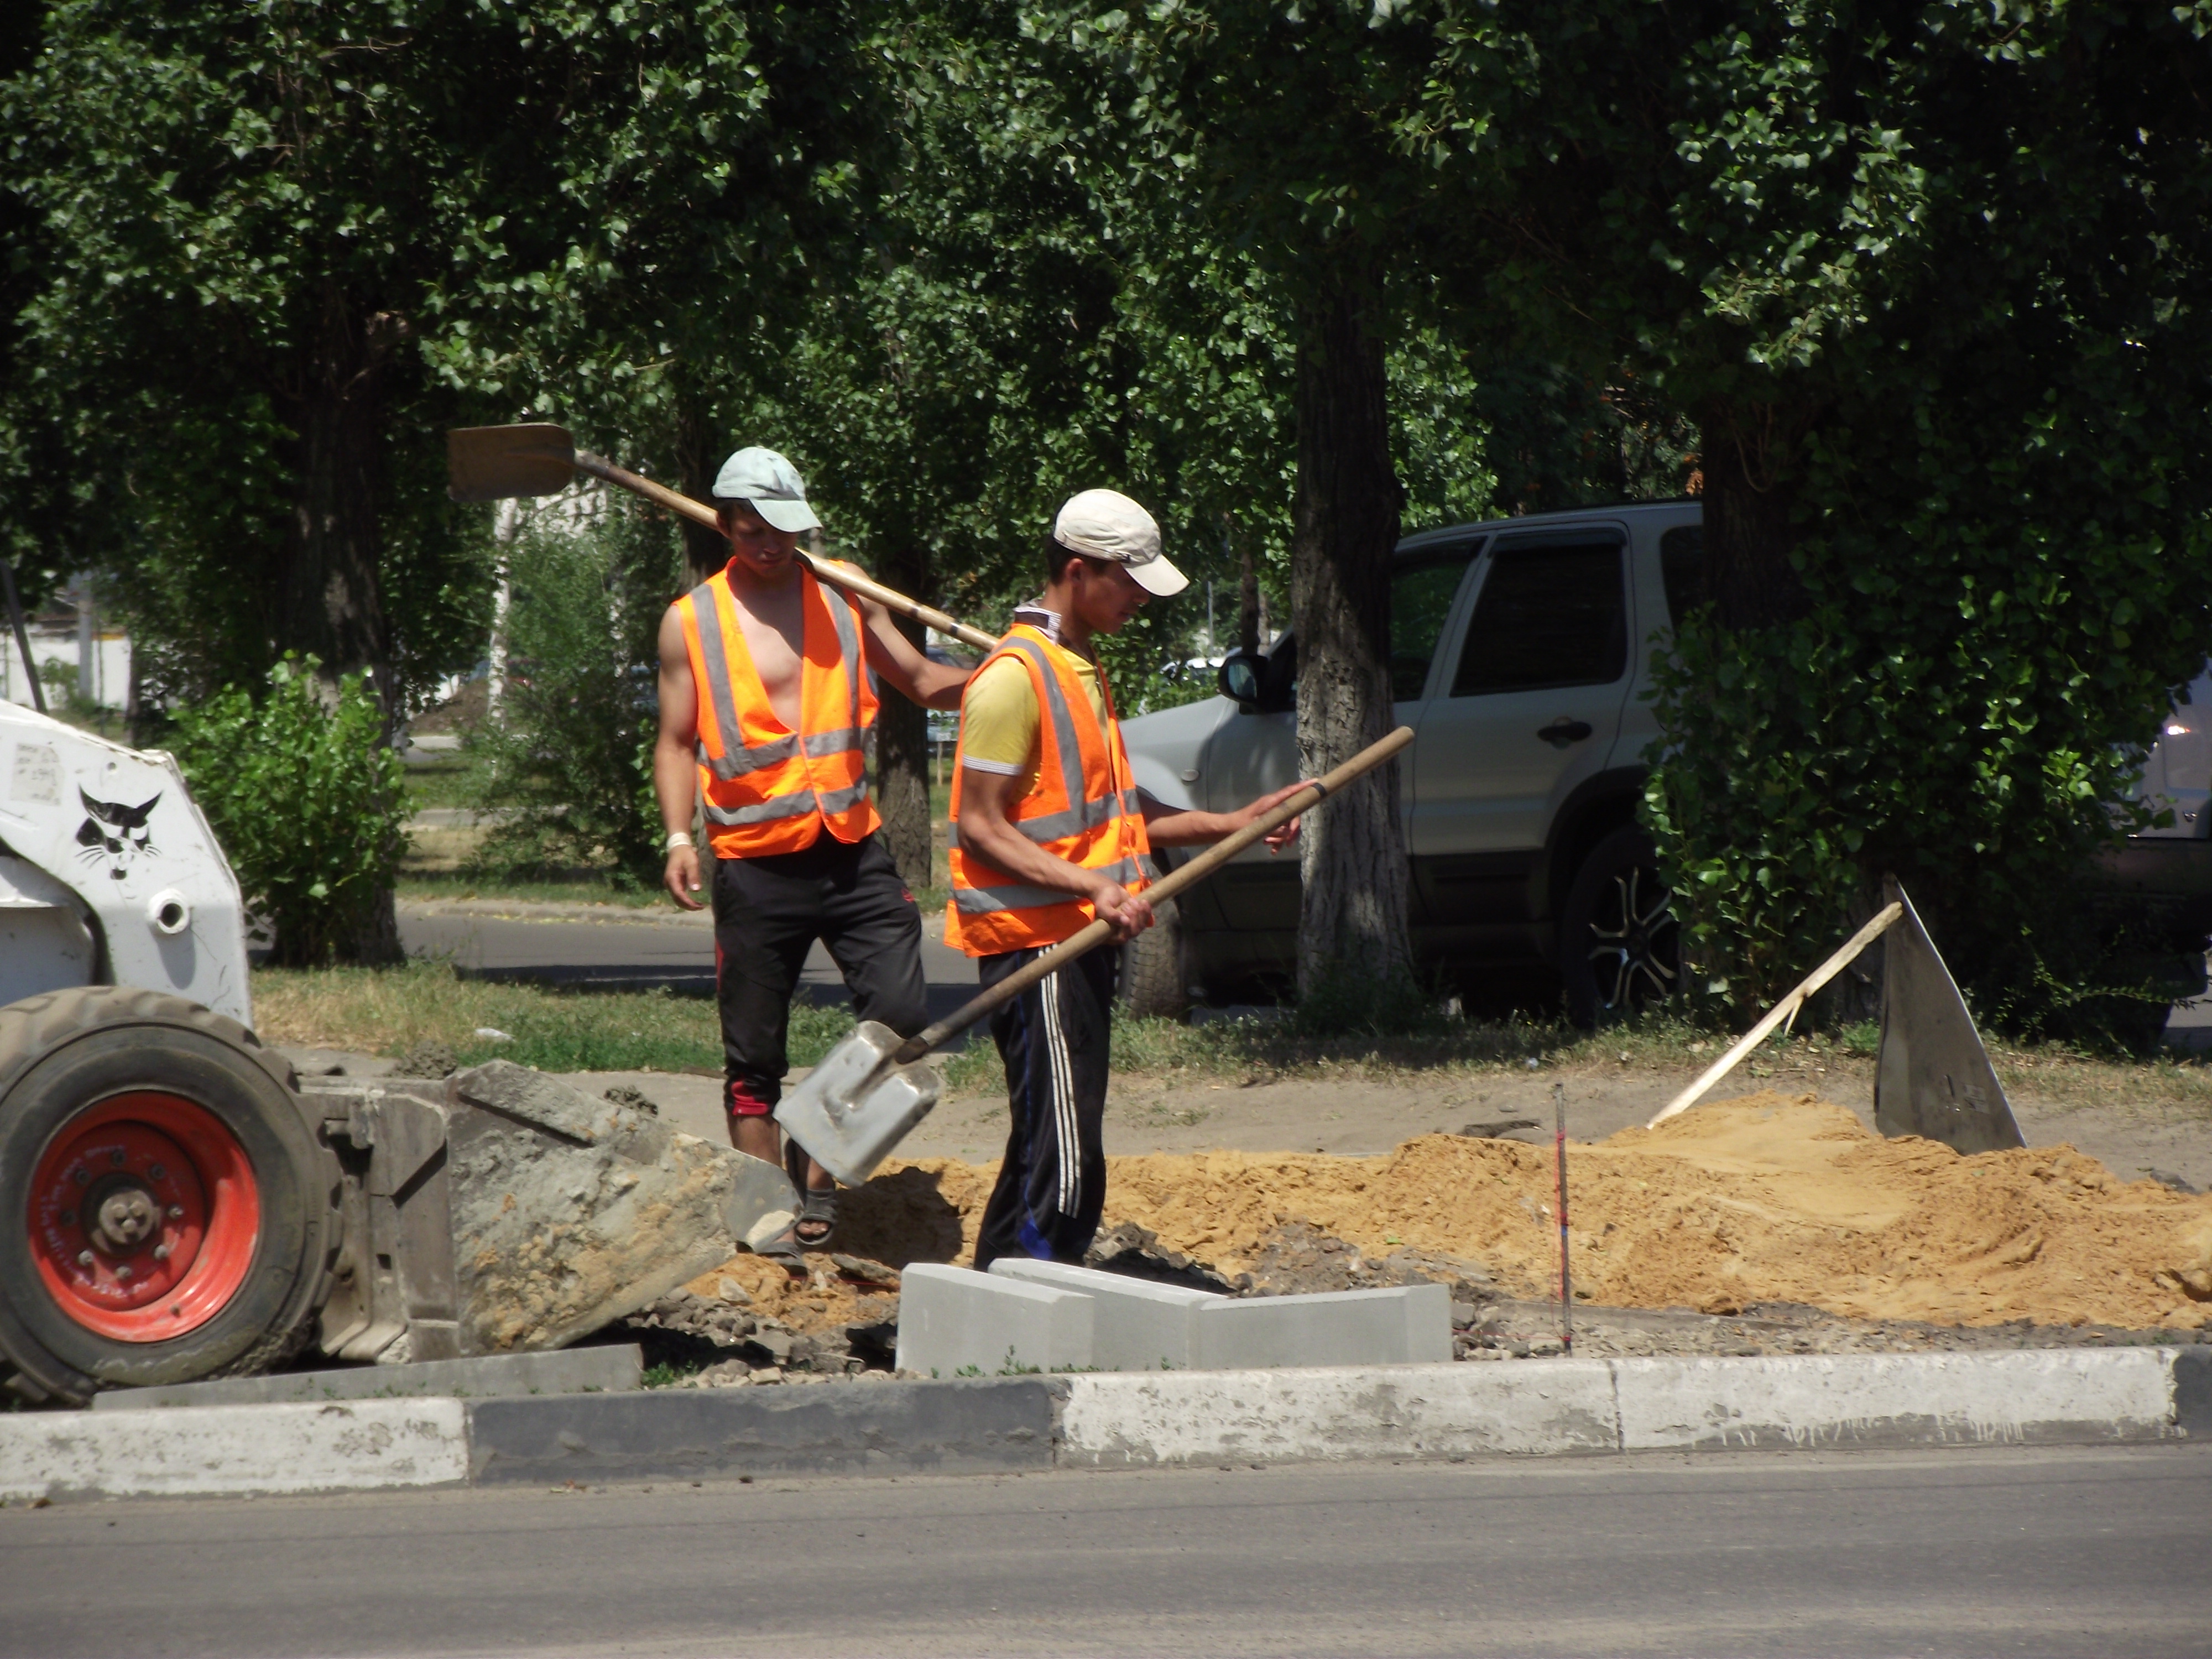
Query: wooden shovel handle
572 451 1000 654
895 724 1417 1063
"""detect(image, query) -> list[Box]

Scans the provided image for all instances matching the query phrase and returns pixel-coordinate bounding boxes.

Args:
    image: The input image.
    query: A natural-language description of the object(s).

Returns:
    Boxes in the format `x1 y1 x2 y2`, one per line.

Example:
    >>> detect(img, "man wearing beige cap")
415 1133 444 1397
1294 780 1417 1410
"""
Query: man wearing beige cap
654 446 968 1262
946 489 1307 1267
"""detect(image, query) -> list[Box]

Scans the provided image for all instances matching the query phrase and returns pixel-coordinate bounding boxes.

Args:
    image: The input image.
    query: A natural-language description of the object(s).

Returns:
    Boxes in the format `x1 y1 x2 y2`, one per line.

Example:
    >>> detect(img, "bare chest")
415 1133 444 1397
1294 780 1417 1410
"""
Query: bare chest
730 586 807 733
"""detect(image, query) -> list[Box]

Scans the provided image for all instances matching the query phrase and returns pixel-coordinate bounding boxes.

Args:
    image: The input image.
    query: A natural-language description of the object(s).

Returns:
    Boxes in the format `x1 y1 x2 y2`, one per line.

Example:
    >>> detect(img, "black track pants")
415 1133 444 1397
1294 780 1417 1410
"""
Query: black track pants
972 943 1118 1271
710 831 927 1125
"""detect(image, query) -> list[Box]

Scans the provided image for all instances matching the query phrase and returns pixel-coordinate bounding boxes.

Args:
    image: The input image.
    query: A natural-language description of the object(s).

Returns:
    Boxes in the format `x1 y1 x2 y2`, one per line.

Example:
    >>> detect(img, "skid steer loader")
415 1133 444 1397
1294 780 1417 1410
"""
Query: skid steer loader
0 700 795 1406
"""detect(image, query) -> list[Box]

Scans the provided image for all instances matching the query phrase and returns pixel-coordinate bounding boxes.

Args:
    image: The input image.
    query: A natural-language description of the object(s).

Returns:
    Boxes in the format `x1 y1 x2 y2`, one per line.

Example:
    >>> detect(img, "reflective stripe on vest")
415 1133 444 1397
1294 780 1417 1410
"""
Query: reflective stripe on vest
944 625 1151 954
681 564 879 857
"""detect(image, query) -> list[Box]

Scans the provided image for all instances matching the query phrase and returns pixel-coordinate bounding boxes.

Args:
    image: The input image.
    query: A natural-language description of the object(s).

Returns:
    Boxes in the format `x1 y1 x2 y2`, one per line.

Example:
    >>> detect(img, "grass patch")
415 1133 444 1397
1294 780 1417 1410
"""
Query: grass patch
400 749 492 812
252 960 857 1073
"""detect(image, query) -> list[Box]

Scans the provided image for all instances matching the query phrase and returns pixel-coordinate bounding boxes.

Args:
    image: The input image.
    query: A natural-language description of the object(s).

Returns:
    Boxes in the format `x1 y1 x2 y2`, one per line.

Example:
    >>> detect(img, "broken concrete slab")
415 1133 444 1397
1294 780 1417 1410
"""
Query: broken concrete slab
90 1345 643 1412
1190 1282 1453 1370
446 1061 792 1354
893 1264 1093 1378
988 1259 1218 1371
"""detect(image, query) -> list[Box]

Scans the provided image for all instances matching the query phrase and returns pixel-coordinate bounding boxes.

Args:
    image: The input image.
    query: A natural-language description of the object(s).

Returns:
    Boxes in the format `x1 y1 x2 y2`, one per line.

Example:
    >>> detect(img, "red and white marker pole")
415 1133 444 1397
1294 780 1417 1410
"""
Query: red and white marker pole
1553 1081 1572 1355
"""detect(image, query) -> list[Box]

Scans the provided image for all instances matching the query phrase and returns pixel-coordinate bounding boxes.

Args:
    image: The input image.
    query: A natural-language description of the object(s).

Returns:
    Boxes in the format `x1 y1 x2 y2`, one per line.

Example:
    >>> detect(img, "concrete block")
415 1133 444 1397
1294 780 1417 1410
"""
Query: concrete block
1614 1348 2184 1452
0 1399 468 1504
90 1344 644 1411
1058 1360 1620 1467
989 1260 1219 1371
468 1376 1062 1484
1190 1282 1453 1370
894 1264 1093 1378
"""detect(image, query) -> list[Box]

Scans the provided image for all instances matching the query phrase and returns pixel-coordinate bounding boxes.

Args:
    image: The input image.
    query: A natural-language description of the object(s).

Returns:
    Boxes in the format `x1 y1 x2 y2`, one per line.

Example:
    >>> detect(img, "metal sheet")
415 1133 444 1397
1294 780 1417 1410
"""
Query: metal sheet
1874 880 2025 1154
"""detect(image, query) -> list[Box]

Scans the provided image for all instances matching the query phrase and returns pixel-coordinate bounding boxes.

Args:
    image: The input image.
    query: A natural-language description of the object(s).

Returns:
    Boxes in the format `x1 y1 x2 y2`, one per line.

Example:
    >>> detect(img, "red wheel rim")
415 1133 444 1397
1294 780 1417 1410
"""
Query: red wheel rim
27 1092 260 1342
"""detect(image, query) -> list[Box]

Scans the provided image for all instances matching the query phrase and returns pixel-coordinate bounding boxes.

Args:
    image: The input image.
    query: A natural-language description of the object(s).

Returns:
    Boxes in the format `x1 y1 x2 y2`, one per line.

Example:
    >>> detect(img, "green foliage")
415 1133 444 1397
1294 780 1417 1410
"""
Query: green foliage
171 657 406 968
470 504 682 887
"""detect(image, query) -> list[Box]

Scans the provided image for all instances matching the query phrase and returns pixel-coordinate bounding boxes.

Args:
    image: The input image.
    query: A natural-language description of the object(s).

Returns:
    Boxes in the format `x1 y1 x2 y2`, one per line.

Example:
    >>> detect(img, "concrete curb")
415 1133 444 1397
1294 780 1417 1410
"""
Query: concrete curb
4 1348 2199 1504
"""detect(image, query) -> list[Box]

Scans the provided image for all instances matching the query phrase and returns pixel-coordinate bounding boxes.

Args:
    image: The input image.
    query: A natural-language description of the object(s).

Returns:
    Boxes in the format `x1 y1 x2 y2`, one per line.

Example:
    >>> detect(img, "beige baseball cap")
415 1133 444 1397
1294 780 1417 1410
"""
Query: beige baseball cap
1053 489 1188 597
711 446 821 534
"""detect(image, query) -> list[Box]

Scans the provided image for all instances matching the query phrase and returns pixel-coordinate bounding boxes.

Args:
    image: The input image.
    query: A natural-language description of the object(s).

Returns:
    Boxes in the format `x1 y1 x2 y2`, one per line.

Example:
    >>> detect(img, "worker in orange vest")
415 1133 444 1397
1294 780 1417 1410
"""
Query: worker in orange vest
948 489 1308 1267
655 447 968 1261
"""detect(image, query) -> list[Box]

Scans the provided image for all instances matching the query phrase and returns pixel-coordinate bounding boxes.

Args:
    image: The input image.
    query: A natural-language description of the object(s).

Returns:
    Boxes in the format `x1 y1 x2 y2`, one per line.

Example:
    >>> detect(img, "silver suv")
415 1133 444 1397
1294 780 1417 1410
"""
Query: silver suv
1121 500 1705 1024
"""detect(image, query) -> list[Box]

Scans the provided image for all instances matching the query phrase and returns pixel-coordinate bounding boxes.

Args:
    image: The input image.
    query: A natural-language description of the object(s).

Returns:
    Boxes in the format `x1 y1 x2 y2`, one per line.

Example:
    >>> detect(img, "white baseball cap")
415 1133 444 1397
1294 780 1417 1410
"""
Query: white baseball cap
711 446 821 534
1052 489 1188 597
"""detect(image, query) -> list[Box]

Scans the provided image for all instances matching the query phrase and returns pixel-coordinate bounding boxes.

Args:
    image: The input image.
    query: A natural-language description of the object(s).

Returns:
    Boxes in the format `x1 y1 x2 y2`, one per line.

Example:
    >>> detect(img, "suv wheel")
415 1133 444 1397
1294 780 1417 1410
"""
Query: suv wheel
1561 827 1682 1027
1119 898 1192 1022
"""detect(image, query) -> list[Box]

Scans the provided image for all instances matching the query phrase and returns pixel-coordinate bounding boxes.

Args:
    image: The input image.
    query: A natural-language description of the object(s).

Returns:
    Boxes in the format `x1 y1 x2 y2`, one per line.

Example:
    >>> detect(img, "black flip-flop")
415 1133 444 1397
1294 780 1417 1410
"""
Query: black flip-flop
794 1185 839 1251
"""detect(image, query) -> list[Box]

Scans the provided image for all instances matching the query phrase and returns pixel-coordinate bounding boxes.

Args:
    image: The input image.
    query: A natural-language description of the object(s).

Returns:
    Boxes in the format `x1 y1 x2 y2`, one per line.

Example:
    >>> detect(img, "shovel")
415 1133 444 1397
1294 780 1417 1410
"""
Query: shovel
447 422 1001 654
776 724 1418 1185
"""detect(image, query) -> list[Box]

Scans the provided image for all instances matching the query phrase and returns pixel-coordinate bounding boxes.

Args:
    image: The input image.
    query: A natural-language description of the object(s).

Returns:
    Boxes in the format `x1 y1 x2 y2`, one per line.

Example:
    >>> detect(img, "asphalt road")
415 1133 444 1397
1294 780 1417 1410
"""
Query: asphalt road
4 1447 2207 1658
398 903 982 1024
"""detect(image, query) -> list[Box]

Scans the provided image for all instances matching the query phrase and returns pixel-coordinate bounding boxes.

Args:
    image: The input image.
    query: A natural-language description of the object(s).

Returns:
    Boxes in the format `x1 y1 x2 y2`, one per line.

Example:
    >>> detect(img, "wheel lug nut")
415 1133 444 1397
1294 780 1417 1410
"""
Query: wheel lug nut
76 1250 95 1267
109 1150 126 1167
116 1266 132 1282
147 1164 166 1181
168 1205 185 1219
153 1244 171 1261
73 1168 90 1185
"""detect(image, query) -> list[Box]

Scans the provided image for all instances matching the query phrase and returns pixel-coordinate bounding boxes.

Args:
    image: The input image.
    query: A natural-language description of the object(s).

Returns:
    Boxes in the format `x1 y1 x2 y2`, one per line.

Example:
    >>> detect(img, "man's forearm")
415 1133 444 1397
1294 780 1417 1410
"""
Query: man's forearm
1141 807 1243 847
653 737 697 838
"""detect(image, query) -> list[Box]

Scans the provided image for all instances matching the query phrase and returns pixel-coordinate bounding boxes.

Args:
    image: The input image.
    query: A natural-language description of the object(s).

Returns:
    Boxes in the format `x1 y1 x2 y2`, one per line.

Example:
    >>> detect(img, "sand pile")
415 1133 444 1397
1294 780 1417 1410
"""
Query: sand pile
822 1091 2212 1332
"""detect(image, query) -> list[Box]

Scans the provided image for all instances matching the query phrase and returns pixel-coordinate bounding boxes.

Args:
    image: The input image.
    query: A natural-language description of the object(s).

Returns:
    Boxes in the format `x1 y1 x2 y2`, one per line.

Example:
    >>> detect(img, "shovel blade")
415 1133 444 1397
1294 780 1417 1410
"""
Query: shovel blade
775 1020 944 1187
447 423 578 503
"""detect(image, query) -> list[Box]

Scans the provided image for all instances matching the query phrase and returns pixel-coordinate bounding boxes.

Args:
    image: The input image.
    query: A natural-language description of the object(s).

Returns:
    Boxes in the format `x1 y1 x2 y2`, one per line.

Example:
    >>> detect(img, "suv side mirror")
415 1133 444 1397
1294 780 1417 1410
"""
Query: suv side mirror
1218 652 1262 707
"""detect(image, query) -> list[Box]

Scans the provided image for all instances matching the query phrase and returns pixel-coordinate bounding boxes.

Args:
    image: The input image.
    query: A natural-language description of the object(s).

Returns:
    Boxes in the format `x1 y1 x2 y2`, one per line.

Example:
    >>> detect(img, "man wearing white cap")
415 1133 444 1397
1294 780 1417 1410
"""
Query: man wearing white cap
654 446 968 1261
945 489 1308 1267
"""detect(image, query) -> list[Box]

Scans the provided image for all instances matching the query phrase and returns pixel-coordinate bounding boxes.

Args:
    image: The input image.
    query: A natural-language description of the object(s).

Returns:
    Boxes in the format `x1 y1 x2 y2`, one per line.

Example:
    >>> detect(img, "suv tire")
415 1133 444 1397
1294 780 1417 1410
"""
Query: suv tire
1560 827 1682 1027
1119 898 1192 1022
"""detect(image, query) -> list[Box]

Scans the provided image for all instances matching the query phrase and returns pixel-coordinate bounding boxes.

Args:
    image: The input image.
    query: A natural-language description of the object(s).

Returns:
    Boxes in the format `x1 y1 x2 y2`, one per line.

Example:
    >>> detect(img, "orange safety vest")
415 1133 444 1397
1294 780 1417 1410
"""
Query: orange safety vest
945 622 1154 956
676 561 880 859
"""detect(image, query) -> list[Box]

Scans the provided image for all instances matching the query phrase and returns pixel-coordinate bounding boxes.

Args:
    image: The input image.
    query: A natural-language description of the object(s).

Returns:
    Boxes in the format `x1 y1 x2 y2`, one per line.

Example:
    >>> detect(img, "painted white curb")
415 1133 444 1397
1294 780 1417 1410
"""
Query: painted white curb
1058 1361 1621 1467
0 1397 469 1503
1611 1348 2182 1452
2 1347 2197 1501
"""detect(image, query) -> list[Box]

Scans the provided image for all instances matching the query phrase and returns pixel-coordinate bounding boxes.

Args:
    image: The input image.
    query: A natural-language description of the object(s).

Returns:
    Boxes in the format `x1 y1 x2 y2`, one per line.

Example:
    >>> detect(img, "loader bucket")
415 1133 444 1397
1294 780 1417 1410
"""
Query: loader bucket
306 1060 796 1364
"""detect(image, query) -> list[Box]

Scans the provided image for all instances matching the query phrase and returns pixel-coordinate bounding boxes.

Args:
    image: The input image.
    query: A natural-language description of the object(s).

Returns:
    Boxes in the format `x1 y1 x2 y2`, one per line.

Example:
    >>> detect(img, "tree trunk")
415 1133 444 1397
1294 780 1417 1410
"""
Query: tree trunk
673 388 727 589
1291 281 1414 1002
1698 400 1812 631
1233 516 1260 657
873 544 936 894
279 291 403 966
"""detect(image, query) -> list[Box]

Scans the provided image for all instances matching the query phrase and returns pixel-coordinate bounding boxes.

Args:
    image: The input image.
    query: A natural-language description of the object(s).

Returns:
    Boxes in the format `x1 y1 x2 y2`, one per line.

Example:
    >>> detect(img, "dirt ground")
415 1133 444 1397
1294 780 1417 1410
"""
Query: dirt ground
571 1047 2212 1197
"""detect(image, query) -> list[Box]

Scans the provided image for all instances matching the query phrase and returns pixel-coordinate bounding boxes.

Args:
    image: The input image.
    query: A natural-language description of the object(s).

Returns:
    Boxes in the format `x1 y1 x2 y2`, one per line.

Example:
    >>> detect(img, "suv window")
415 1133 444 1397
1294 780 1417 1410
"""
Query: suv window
1451 536 1627 696
1390 546 1478 701
1660 525 1706 627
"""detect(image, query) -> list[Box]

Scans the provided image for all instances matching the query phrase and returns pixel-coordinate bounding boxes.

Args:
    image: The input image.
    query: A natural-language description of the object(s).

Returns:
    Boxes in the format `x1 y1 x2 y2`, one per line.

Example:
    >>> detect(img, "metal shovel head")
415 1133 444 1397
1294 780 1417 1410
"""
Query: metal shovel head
774 1020 945 1188
447 422 578 503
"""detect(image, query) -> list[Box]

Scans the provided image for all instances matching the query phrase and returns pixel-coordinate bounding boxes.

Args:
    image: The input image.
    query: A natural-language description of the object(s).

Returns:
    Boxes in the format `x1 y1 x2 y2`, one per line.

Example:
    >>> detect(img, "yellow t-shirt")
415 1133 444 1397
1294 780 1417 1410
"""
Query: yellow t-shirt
959 649 1107 797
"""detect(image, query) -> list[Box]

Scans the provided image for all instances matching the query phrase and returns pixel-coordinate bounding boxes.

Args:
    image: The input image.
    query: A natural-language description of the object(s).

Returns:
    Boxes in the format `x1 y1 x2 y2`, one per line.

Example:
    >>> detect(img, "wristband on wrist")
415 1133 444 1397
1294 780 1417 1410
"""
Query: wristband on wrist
665 831 694 853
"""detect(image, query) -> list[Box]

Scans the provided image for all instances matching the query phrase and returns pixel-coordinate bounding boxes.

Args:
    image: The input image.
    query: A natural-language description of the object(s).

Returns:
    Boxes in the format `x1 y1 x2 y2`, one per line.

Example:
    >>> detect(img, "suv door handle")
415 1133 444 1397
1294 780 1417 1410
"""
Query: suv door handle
1537 718 1594 748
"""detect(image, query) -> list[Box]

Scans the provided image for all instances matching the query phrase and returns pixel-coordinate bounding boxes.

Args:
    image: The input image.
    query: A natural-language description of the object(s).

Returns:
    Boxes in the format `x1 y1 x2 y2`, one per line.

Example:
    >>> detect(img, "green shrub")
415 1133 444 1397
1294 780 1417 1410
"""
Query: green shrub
469 505 679 886
171 656 405 967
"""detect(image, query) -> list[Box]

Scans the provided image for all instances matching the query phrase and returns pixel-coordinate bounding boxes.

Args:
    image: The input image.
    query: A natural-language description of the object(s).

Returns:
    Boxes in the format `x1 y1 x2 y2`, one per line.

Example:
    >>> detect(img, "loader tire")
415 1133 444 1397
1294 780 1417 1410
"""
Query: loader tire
0 987 330 1405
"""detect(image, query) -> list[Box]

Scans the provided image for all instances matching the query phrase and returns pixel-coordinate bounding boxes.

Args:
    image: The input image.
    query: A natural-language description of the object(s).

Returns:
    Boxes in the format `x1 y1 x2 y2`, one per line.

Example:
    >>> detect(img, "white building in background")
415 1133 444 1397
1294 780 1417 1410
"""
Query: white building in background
0 576 132 711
